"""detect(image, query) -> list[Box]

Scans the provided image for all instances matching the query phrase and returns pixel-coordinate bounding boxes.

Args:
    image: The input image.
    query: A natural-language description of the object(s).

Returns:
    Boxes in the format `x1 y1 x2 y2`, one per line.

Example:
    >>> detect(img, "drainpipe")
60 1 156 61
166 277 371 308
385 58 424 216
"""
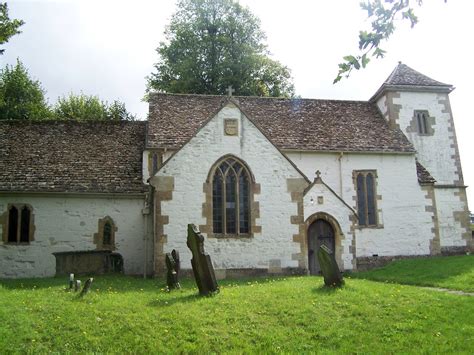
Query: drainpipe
142 186 152 279
338 152 344 198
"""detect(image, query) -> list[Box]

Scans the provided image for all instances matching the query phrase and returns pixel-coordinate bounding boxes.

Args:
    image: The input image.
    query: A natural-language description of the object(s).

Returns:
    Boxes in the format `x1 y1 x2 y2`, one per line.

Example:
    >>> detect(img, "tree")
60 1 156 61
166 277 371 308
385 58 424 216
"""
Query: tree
334 0 443 83
0 2 24 55
147 0 294 97
0 59 51 120
54 93 135 121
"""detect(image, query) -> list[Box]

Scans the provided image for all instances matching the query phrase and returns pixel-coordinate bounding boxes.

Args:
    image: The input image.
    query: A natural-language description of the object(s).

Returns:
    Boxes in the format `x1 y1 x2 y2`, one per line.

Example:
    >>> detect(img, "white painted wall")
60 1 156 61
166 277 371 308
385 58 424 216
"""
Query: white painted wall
0 195 152 278
377 92 460 184
303 181 355 269
156 103 307 270
435 187 468 248
287 151 435 257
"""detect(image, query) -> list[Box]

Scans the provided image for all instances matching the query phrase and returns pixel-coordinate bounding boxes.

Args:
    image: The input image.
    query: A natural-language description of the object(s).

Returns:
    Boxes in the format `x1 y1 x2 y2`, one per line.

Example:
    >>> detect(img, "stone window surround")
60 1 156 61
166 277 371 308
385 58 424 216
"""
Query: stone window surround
93 216 117 251
352 170 383 229
410 110 435 136
1 203 35 244
200 154 261 239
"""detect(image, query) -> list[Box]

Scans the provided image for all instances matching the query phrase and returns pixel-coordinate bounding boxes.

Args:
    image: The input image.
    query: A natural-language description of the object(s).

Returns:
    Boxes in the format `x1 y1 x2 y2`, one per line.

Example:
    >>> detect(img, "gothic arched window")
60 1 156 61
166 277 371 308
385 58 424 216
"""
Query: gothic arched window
355 171 378 227
103 221 112 246
6 204 33 244
212 157 251 235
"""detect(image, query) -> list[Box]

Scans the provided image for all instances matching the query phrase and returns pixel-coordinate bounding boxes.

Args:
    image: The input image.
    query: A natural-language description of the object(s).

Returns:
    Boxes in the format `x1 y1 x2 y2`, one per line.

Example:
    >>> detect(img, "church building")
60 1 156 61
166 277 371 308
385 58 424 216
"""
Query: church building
0 63 471 278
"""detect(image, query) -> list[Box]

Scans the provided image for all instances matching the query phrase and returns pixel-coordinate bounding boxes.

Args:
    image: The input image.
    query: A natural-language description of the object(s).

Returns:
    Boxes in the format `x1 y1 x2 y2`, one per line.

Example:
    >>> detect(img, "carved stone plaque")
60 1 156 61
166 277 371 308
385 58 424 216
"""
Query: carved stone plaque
224 119 238 136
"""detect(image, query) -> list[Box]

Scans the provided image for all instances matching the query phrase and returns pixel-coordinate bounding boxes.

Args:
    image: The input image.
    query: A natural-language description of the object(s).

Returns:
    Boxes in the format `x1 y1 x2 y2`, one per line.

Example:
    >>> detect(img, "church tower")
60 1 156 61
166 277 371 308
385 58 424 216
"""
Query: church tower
371 63 472 254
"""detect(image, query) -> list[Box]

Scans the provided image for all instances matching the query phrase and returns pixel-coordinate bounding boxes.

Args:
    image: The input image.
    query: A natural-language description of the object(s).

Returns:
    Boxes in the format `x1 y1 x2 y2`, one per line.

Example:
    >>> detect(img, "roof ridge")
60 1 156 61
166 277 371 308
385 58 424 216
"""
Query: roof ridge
151 92 371 104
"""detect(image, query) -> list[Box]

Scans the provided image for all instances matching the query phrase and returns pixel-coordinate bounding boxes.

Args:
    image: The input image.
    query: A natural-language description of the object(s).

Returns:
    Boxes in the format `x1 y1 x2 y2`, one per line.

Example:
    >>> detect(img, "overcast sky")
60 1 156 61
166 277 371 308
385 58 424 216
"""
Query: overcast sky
2 0 473 207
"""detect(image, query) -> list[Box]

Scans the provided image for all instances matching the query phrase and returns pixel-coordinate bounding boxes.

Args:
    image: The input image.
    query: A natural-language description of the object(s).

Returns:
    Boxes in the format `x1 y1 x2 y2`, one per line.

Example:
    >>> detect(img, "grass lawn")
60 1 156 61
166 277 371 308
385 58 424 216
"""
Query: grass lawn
1 268 473 353
352 255 474 292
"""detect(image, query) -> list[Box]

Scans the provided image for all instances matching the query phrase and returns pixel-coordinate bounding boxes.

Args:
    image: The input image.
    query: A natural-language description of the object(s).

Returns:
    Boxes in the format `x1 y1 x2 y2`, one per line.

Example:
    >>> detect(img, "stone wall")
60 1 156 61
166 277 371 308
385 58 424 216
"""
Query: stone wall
286 151 435 258
435 187 472 252
0 194 152 278
152 102 309 275
377 91 462 185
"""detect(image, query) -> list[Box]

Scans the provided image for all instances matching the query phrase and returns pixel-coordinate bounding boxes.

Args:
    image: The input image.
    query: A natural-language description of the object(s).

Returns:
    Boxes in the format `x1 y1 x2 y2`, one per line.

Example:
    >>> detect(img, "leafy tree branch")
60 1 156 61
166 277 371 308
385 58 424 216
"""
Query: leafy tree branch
0 2 24 55
334 0 440 84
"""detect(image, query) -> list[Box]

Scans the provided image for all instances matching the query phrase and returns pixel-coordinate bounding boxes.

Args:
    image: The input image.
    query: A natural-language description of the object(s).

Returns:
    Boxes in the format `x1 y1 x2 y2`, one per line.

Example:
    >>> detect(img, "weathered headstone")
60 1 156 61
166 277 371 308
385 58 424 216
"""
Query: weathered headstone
317 245 344 287
171 249 180 277
69 273 75 290
165 250 181 290
80 278 94 297
186 224 219 296
74 279 82 292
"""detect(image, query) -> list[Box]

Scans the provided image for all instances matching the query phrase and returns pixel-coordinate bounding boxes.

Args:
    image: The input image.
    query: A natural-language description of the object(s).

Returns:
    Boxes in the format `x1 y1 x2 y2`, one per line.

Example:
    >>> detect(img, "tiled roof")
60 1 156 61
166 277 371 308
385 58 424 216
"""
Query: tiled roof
371 63 453 101
384 63 451 87
416 161 436 184
147 93 415 153
0 121 147 193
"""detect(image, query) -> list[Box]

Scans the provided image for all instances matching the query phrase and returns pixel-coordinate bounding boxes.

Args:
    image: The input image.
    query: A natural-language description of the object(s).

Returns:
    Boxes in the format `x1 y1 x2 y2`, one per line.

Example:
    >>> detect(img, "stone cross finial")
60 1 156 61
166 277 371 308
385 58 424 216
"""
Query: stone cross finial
226 85 235 97
315 170 321 179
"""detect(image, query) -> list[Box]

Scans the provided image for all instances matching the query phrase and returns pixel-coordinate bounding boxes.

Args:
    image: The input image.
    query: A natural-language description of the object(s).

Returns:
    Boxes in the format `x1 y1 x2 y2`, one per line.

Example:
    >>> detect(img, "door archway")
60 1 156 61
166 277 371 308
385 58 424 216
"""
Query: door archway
307 219 335 275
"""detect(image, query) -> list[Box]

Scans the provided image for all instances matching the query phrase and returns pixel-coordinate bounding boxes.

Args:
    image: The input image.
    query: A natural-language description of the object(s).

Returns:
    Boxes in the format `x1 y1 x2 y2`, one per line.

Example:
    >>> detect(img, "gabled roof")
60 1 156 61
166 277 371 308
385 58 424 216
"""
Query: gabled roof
147 93 414 153
0 121 147 194
416 161 436 184
371 63 453 101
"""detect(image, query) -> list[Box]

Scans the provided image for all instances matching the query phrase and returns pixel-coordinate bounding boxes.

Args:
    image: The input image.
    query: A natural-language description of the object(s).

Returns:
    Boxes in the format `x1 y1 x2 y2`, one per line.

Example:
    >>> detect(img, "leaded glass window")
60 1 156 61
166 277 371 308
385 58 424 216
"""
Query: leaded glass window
355 171 377 227
212 157 251 235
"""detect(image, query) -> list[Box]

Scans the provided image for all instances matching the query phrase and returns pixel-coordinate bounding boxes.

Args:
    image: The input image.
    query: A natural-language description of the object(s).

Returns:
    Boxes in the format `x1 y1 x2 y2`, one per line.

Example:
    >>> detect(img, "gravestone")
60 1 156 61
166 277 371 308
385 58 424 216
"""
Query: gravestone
80 278 94 297
74 279 82 292
171 249 180 277
165 250 181 290
317 245 344 287
69 273 74 290
186 224 219 296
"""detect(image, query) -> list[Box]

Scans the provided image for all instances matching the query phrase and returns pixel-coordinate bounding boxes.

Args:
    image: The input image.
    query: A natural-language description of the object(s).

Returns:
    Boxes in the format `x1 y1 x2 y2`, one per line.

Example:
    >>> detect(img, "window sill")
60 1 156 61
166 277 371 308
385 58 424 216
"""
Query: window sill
207 233 253 239
357 224 384 230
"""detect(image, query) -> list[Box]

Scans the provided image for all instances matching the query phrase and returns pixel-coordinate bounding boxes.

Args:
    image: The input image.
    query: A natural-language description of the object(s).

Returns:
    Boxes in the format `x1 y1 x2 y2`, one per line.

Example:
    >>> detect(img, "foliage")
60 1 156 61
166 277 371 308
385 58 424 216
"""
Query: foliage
0 271 473 352
148 0 294 97
334 0 444 83
0 59 51 120
54 93 135 121
352 254 474 292
0 2 24 55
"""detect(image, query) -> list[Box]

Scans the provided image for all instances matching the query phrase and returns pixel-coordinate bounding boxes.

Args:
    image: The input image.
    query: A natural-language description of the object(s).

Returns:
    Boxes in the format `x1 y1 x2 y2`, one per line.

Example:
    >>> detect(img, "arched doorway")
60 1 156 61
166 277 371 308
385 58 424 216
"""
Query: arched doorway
307 219 335 275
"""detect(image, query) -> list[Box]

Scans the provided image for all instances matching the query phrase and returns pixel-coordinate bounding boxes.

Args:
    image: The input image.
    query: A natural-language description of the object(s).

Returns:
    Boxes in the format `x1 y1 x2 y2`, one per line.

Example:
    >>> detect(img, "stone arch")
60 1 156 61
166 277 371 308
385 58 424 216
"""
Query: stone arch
205 154 256 184
305 212 344 271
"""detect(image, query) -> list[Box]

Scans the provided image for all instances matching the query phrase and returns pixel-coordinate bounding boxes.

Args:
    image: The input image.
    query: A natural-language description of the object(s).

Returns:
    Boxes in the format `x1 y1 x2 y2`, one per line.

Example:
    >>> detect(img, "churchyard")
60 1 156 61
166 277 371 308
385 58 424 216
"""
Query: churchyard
0 255 472 353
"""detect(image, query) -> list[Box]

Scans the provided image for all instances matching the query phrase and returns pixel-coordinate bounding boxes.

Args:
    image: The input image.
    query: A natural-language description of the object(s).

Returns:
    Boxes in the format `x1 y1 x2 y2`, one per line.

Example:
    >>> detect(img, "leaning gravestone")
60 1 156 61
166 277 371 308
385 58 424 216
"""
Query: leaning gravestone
186 224 219 296
80 278 94 297
317 245 344 287
165 250 181 290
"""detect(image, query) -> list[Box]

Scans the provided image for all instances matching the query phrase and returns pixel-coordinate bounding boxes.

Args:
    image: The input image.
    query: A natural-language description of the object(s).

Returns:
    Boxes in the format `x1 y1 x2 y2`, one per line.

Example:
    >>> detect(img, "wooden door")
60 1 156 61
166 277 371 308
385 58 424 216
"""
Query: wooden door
308 219 335 275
